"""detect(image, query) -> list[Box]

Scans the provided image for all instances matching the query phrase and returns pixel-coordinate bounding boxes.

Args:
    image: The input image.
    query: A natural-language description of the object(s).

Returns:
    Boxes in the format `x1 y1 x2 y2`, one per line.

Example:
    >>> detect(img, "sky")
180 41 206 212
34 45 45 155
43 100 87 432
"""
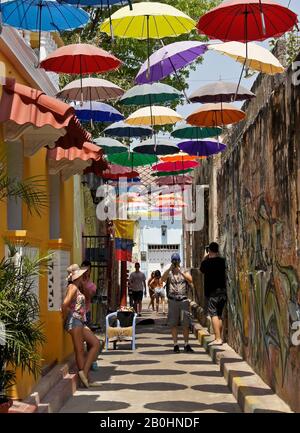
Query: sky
177 0 300 116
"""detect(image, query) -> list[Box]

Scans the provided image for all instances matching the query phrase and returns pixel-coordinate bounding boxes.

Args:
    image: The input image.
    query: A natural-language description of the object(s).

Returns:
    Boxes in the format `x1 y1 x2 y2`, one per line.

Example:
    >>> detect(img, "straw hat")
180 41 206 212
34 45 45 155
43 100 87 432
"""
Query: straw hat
67 264 87 282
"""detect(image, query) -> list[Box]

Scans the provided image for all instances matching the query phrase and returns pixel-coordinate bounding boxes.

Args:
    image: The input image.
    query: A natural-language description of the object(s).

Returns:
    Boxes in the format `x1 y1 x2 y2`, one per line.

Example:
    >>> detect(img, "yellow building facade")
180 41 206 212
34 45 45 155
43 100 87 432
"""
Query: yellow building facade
0 28 80 399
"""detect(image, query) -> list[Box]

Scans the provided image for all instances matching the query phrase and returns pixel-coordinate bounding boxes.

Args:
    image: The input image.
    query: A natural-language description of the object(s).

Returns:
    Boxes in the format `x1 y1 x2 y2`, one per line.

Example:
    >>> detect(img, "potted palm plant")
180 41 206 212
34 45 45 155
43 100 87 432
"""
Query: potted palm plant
0 244 49 413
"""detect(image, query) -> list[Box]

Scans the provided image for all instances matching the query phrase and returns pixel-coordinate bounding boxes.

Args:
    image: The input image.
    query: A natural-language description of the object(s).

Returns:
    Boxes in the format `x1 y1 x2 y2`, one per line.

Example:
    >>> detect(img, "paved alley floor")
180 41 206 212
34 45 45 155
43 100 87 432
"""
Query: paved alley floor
60 309 241 413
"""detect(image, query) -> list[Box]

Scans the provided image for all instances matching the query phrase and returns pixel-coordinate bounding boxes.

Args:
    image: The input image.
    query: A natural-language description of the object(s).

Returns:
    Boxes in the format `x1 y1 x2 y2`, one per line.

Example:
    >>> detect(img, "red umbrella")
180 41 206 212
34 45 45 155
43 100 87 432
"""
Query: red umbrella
40 43 122 74
40 44 122 102
197 0 297 43
152 160 199 172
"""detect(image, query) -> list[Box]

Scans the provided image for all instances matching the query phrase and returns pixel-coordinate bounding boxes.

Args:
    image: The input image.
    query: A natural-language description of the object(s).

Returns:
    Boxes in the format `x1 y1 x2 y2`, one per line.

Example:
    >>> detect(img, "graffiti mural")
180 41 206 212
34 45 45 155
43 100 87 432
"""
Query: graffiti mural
217 64 300 411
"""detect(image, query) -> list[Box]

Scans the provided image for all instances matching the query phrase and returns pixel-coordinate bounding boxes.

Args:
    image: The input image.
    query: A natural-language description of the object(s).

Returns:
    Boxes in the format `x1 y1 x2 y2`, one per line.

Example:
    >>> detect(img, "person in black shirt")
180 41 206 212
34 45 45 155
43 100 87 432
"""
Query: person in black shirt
200 242 226 346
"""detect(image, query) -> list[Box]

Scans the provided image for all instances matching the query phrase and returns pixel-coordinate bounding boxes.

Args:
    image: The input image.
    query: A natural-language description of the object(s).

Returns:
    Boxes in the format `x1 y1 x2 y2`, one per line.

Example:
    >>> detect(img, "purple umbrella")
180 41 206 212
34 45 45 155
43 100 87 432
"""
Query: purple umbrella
178 139 227 157
135 41 208 84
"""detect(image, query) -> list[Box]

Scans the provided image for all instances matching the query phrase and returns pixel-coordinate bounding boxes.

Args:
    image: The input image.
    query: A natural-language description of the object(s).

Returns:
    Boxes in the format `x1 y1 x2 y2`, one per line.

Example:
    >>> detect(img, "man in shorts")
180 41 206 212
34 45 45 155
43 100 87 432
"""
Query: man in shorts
161 253 194 353
128 263 146 317
200 242 227 346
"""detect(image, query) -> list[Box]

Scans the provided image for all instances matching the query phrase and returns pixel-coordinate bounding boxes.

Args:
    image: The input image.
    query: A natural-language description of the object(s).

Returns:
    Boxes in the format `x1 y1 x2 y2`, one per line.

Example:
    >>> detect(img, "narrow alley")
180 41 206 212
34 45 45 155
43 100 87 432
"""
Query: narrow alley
60 310 241 414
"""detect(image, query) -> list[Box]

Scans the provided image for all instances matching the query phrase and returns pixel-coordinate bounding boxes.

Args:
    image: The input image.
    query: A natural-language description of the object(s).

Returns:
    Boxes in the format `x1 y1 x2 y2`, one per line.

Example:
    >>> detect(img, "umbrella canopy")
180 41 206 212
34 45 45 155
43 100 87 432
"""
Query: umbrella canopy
119 83 181 106
160 153 199 163
107 152 157 167
208 41 285 75
1 0 89 32
186 103 246 127
152 160 199 172
197 0 297 42
189 81 255 103
56 77 124 101
101 164 139 179
40 44 121 74
94 137 128 154
155 175 193 186
131 138 179 155
72 101 124 122
135 41 207 84
100 2 195 39
151 168 193 177
178 140 227 157
63 0 131 5
125 106 182 126
103 121 153 138
171 123 222 139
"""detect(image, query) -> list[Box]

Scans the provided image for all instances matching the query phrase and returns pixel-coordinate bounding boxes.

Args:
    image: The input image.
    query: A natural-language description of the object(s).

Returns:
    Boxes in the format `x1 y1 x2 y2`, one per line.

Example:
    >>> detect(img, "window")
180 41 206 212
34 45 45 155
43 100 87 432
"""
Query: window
6 141 23 230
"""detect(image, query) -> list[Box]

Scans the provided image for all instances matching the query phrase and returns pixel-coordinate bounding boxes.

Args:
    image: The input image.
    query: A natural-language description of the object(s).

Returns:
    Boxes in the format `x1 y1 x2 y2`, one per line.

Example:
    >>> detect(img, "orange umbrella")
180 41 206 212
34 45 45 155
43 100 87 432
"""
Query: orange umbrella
186 103 246 127
160 152 201 162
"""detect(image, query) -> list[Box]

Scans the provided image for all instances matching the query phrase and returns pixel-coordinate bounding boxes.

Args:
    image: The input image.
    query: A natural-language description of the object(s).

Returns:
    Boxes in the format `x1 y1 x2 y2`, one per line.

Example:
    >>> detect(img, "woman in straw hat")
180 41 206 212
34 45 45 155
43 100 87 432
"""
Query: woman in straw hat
62 264 100 388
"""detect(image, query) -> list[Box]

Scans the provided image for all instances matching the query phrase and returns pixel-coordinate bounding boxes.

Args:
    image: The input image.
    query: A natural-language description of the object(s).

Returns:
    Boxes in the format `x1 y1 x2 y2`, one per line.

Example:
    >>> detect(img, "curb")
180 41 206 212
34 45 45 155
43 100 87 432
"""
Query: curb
192 321 292 413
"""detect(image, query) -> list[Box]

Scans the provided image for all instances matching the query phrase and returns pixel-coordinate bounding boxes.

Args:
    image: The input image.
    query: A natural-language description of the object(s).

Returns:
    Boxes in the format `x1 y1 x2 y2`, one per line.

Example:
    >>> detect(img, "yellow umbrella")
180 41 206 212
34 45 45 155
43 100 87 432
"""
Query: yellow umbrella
208 42 285 75
125 106 182 126
186 103 246 127
100 2 195 39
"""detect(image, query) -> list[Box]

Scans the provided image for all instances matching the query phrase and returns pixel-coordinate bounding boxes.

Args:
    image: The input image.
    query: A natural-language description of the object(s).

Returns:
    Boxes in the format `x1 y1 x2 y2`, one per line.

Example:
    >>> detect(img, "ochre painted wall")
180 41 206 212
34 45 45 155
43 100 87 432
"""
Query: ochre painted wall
0 47 76 399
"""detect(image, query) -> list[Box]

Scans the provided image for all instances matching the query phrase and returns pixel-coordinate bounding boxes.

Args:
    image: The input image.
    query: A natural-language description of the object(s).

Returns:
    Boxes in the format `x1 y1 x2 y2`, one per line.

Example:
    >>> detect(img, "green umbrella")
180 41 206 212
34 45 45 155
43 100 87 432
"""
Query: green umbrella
151 168 193 177
94 137 128 154
107 152 157 167
119 83 181 106
171 123 222 139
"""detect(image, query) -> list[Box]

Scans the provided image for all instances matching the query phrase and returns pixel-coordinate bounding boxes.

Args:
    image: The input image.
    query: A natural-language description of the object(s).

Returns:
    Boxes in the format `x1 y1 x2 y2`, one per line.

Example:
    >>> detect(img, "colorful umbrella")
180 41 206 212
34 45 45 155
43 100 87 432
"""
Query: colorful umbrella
152 160 199 172
208 41 285 75
1 0 89 63
119 83 181 106
189 81 255 103
62 0 131 5
151 168 193 177
171 123 222 140
107 152 157 167
72 101 124 123
154 175 193 186
186 103 246 127
125 106 182 126
40 43 121 74
103 121 153 138
177 140 227 157
101 164 139 179
135 41 208 84
100 2 195 39
131 138 179 155
196 0 297 43
94 137 128 154
160 153 199 163
56 77 124 101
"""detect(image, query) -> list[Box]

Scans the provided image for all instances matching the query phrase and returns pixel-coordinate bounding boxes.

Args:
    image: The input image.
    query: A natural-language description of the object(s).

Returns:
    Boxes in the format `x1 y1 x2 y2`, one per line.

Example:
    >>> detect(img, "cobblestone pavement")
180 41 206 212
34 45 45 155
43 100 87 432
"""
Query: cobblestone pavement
60 308 241 413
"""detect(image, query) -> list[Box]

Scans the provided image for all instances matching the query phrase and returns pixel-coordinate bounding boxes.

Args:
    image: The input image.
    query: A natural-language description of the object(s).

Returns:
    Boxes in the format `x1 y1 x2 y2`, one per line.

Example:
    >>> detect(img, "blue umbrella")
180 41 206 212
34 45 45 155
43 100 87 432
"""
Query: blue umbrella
61 0 130 6
1 0 89 62
103 121 153 139
73 101 124 123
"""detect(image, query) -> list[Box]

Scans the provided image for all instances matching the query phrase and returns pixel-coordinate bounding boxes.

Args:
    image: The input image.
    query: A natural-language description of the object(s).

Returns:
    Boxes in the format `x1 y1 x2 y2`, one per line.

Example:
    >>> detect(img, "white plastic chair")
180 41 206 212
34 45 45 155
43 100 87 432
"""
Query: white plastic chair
105 311 137 351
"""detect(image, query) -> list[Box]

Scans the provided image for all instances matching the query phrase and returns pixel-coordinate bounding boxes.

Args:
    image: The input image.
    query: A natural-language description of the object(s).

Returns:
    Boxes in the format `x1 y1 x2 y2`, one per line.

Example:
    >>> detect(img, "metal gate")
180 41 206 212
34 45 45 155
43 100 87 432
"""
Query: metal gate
82 235 111 331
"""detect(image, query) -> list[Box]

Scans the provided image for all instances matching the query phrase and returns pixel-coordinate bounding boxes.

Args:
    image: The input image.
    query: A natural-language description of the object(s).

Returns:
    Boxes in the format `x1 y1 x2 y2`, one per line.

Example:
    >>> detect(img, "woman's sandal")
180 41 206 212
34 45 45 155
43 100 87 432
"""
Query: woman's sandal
79 370 89 388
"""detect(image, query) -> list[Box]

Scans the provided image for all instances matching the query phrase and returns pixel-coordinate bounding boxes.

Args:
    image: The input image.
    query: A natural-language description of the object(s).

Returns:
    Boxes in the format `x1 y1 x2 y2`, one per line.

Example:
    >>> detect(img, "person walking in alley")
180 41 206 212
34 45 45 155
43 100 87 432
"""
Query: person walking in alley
150 270 166 314
161 253 194 353
200 242 227 346
147 271 156 311
128 263 146 317
62 264 100 388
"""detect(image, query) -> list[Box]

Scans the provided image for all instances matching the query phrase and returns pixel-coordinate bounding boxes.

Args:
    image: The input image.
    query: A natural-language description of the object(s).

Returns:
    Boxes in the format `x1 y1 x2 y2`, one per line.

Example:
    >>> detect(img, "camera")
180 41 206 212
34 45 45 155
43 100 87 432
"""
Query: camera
205 245 209 254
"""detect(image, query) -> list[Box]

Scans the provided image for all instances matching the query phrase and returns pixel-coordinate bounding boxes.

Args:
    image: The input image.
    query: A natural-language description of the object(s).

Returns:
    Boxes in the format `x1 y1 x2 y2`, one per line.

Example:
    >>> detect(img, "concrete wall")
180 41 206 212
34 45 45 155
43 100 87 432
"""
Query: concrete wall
216 54 300 412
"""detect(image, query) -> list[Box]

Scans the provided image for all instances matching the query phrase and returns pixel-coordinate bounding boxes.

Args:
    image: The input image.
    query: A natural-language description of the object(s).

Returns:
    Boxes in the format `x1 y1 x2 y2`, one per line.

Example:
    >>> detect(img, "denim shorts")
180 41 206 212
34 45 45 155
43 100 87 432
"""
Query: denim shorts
167 298 190 328
64 314 84 331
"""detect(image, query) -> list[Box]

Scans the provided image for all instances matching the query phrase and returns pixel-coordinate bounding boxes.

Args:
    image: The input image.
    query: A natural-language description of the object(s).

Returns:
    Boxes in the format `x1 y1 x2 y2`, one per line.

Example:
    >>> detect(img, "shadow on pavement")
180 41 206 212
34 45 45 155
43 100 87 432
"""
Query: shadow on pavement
94 382 188 392
62 396 130 413
133 369 186 376
191 384 233 394
144 400 240 413
110 360 160 366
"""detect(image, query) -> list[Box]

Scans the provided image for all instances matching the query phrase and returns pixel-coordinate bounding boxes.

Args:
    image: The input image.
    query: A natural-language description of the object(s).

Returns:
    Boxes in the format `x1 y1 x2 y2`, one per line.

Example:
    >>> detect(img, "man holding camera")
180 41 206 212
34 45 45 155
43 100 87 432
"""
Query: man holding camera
200 242 227 346
161 253 194 353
